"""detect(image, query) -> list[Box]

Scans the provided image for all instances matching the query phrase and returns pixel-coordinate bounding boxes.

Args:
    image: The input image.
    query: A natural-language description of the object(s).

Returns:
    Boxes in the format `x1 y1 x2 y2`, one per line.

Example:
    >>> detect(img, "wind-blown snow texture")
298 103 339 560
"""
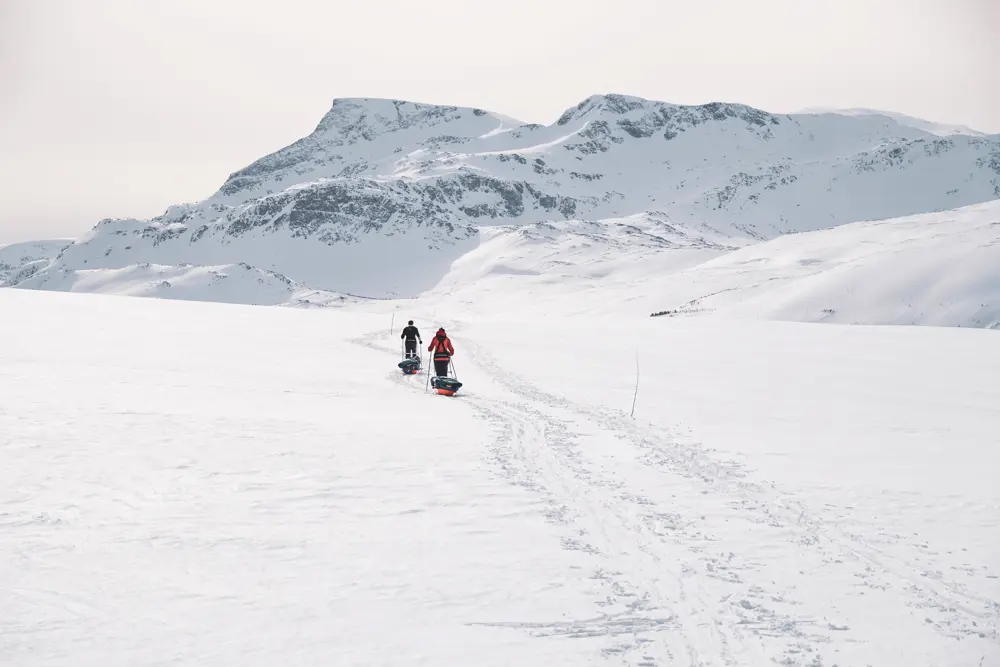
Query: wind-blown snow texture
14 94 1000 303
2 288 997 667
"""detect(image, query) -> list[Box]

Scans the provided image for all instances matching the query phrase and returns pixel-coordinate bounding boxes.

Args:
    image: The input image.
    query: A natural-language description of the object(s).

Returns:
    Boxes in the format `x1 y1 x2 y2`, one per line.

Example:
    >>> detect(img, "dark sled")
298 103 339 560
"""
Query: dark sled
398 358 421 375
430 376 463 396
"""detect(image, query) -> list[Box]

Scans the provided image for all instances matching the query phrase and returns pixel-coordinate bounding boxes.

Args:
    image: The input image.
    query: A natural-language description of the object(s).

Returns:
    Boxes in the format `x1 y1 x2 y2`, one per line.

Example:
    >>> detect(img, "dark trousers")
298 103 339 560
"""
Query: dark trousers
404 339 417 358
434 358 450 377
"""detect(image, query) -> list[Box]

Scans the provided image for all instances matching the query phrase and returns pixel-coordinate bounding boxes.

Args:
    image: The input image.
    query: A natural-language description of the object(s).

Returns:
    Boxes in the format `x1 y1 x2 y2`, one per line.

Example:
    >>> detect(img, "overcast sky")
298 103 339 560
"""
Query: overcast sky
1 0 997 244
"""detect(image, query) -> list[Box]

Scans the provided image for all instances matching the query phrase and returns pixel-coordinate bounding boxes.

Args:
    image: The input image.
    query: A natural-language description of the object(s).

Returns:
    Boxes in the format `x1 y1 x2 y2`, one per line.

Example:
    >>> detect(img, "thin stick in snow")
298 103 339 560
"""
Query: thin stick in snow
630 350 639 418
390 312 395 336
425 350 432 393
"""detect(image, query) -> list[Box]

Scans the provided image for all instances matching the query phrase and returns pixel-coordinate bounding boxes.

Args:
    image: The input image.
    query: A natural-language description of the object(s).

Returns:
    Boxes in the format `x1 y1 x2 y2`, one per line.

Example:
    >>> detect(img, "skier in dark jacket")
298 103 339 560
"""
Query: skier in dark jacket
400 320 422 359
428 327 454 377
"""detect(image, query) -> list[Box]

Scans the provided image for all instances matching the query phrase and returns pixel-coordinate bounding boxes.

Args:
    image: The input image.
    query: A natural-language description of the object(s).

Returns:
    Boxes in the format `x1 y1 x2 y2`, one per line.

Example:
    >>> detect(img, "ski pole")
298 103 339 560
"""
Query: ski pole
425 351 432 392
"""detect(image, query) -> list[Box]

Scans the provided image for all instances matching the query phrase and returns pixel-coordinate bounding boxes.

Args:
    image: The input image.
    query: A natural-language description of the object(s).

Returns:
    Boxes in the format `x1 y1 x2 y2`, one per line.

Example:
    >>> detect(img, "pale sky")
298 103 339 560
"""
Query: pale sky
1 0 997 244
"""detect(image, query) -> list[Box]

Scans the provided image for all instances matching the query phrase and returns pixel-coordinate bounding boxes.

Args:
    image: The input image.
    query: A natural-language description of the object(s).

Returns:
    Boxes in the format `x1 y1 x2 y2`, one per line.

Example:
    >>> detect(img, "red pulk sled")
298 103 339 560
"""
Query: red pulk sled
431 375 462 396
426 355 463 396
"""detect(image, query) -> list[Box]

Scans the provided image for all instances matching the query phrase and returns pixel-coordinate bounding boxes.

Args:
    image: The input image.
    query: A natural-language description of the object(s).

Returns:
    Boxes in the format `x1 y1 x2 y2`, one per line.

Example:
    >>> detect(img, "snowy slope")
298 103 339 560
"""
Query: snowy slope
16 94 1000 298
0 239 71 286
2 288 997 667
420 201 1000 328
799 106 988 137
40 198 478 299
428 213 742 315
644 200 1000 327
17 199 998 327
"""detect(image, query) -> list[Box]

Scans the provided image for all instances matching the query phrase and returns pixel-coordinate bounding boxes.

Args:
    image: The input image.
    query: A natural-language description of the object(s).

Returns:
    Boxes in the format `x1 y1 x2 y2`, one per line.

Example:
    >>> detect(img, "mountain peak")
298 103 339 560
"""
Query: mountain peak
312 97 524 138
556 93 655 125
30 91 999 305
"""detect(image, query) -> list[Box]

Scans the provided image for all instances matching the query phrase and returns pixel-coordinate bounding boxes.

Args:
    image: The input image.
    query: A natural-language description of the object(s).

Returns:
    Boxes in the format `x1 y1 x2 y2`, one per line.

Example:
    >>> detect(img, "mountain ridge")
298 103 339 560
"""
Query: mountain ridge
9 93 1000 305
797 106 990 137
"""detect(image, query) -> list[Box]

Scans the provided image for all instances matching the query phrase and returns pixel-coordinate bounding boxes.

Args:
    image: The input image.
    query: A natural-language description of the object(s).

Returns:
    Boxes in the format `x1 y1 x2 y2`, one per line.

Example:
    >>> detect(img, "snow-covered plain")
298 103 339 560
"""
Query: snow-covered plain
2 287 997 667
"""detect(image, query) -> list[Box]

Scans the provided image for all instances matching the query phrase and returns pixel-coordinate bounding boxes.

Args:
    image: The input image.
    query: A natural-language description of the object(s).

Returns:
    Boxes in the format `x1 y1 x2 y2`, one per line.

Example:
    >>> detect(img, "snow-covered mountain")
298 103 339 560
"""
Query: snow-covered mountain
0 239 71 286
14 94 1000 301
798 106 988 137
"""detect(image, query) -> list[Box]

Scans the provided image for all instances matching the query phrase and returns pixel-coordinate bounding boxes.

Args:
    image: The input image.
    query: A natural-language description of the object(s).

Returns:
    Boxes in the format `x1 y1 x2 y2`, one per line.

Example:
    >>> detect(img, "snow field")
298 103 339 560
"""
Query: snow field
440 313 1000 666
0 291 601 666
2 288 998 666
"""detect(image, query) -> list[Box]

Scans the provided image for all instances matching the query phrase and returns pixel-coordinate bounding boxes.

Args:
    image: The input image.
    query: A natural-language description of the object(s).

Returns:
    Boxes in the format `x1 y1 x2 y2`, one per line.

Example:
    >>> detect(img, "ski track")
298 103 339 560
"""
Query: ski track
352 330 999 666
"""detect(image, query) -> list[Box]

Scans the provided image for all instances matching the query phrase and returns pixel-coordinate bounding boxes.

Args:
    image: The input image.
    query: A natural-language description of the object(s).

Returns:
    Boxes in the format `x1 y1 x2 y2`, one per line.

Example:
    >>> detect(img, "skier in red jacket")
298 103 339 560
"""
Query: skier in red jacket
427 328 454 377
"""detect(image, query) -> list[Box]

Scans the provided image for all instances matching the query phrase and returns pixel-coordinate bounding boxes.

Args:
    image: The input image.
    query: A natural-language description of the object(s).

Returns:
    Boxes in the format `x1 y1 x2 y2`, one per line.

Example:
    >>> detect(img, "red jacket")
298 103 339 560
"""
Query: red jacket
428 330 454 357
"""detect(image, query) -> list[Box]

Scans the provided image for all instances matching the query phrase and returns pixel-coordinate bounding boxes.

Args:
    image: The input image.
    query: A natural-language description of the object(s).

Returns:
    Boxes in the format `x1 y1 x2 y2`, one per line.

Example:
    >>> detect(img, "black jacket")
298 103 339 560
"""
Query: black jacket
400 325 421 341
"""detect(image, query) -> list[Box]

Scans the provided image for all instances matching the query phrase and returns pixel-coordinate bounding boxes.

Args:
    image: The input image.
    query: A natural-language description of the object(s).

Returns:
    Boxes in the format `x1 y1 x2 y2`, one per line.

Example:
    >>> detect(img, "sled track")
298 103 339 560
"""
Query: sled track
352 330 999 666
462 342 835 666
465 393 753 666
460 339 999 665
